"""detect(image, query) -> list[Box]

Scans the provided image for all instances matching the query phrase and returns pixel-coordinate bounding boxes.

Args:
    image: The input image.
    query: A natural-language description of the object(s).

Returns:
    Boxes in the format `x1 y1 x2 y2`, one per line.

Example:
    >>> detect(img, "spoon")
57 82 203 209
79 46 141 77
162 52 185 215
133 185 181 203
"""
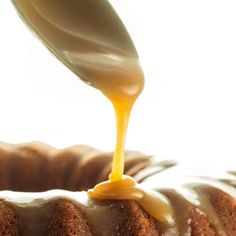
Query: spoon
10 0 142 91
11 0 145 182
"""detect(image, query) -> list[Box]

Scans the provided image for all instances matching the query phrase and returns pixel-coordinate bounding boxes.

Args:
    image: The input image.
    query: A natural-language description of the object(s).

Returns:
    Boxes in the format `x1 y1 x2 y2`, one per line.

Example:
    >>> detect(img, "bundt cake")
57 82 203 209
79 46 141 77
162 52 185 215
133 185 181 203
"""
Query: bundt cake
0 142 236 235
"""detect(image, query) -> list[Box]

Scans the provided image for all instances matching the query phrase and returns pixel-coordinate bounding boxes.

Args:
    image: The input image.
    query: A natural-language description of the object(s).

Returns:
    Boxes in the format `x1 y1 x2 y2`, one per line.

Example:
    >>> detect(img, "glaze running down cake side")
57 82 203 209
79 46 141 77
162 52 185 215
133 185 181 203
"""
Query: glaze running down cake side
0 142 236 235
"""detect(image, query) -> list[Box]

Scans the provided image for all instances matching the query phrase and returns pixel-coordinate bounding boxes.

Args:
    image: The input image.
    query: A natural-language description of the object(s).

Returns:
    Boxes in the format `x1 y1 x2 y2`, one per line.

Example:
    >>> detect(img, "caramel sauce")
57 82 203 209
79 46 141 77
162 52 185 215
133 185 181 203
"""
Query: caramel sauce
12 0 173 223
88 176 173 224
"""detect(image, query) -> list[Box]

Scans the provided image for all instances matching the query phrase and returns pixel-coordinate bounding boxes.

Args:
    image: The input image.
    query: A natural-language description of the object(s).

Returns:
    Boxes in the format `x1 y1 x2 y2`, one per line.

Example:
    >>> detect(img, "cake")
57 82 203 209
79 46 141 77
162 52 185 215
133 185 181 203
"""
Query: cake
0 142 236 235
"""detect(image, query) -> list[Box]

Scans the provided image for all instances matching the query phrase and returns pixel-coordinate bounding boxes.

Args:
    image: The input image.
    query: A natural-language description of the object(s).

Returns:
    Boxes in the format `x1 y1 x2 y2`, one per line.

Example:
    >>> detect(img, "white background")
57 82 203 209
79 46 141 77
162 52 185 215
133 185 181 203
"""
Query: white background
0 0 236 168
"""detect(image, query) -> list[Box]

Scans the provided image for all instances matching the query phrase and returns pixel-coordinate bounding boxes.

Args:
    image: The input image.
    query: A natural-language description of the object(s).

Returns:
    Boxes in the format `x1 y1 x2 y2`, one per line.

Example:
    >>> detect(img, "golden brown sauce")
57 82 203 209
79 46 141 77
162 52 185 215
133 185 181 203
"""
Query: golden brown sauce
88 176 173 224
12 0 172 223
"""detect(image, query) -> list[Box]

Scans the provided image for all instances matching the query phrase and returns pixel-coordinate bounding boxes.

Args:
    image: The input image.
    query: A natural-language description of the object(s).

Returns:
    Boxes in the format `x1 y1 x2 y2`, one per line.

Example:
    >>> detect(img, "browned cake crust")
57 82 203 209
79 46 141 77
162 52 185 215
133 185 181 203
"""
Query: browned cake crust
0 201 20 236
0 142 236 235
110 200 161 236
0 142 149 192
203 187 236 236
48 199 94 236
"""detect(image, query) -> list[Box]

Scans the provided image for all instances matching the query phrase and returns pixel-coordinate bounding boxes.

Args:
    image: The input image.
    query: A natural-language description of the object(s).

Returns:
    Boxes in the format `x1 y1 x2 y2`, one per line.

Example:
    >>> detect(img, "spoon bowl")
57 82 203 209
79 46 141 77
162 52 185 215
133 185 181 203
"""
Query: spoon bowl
11 0 141 89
